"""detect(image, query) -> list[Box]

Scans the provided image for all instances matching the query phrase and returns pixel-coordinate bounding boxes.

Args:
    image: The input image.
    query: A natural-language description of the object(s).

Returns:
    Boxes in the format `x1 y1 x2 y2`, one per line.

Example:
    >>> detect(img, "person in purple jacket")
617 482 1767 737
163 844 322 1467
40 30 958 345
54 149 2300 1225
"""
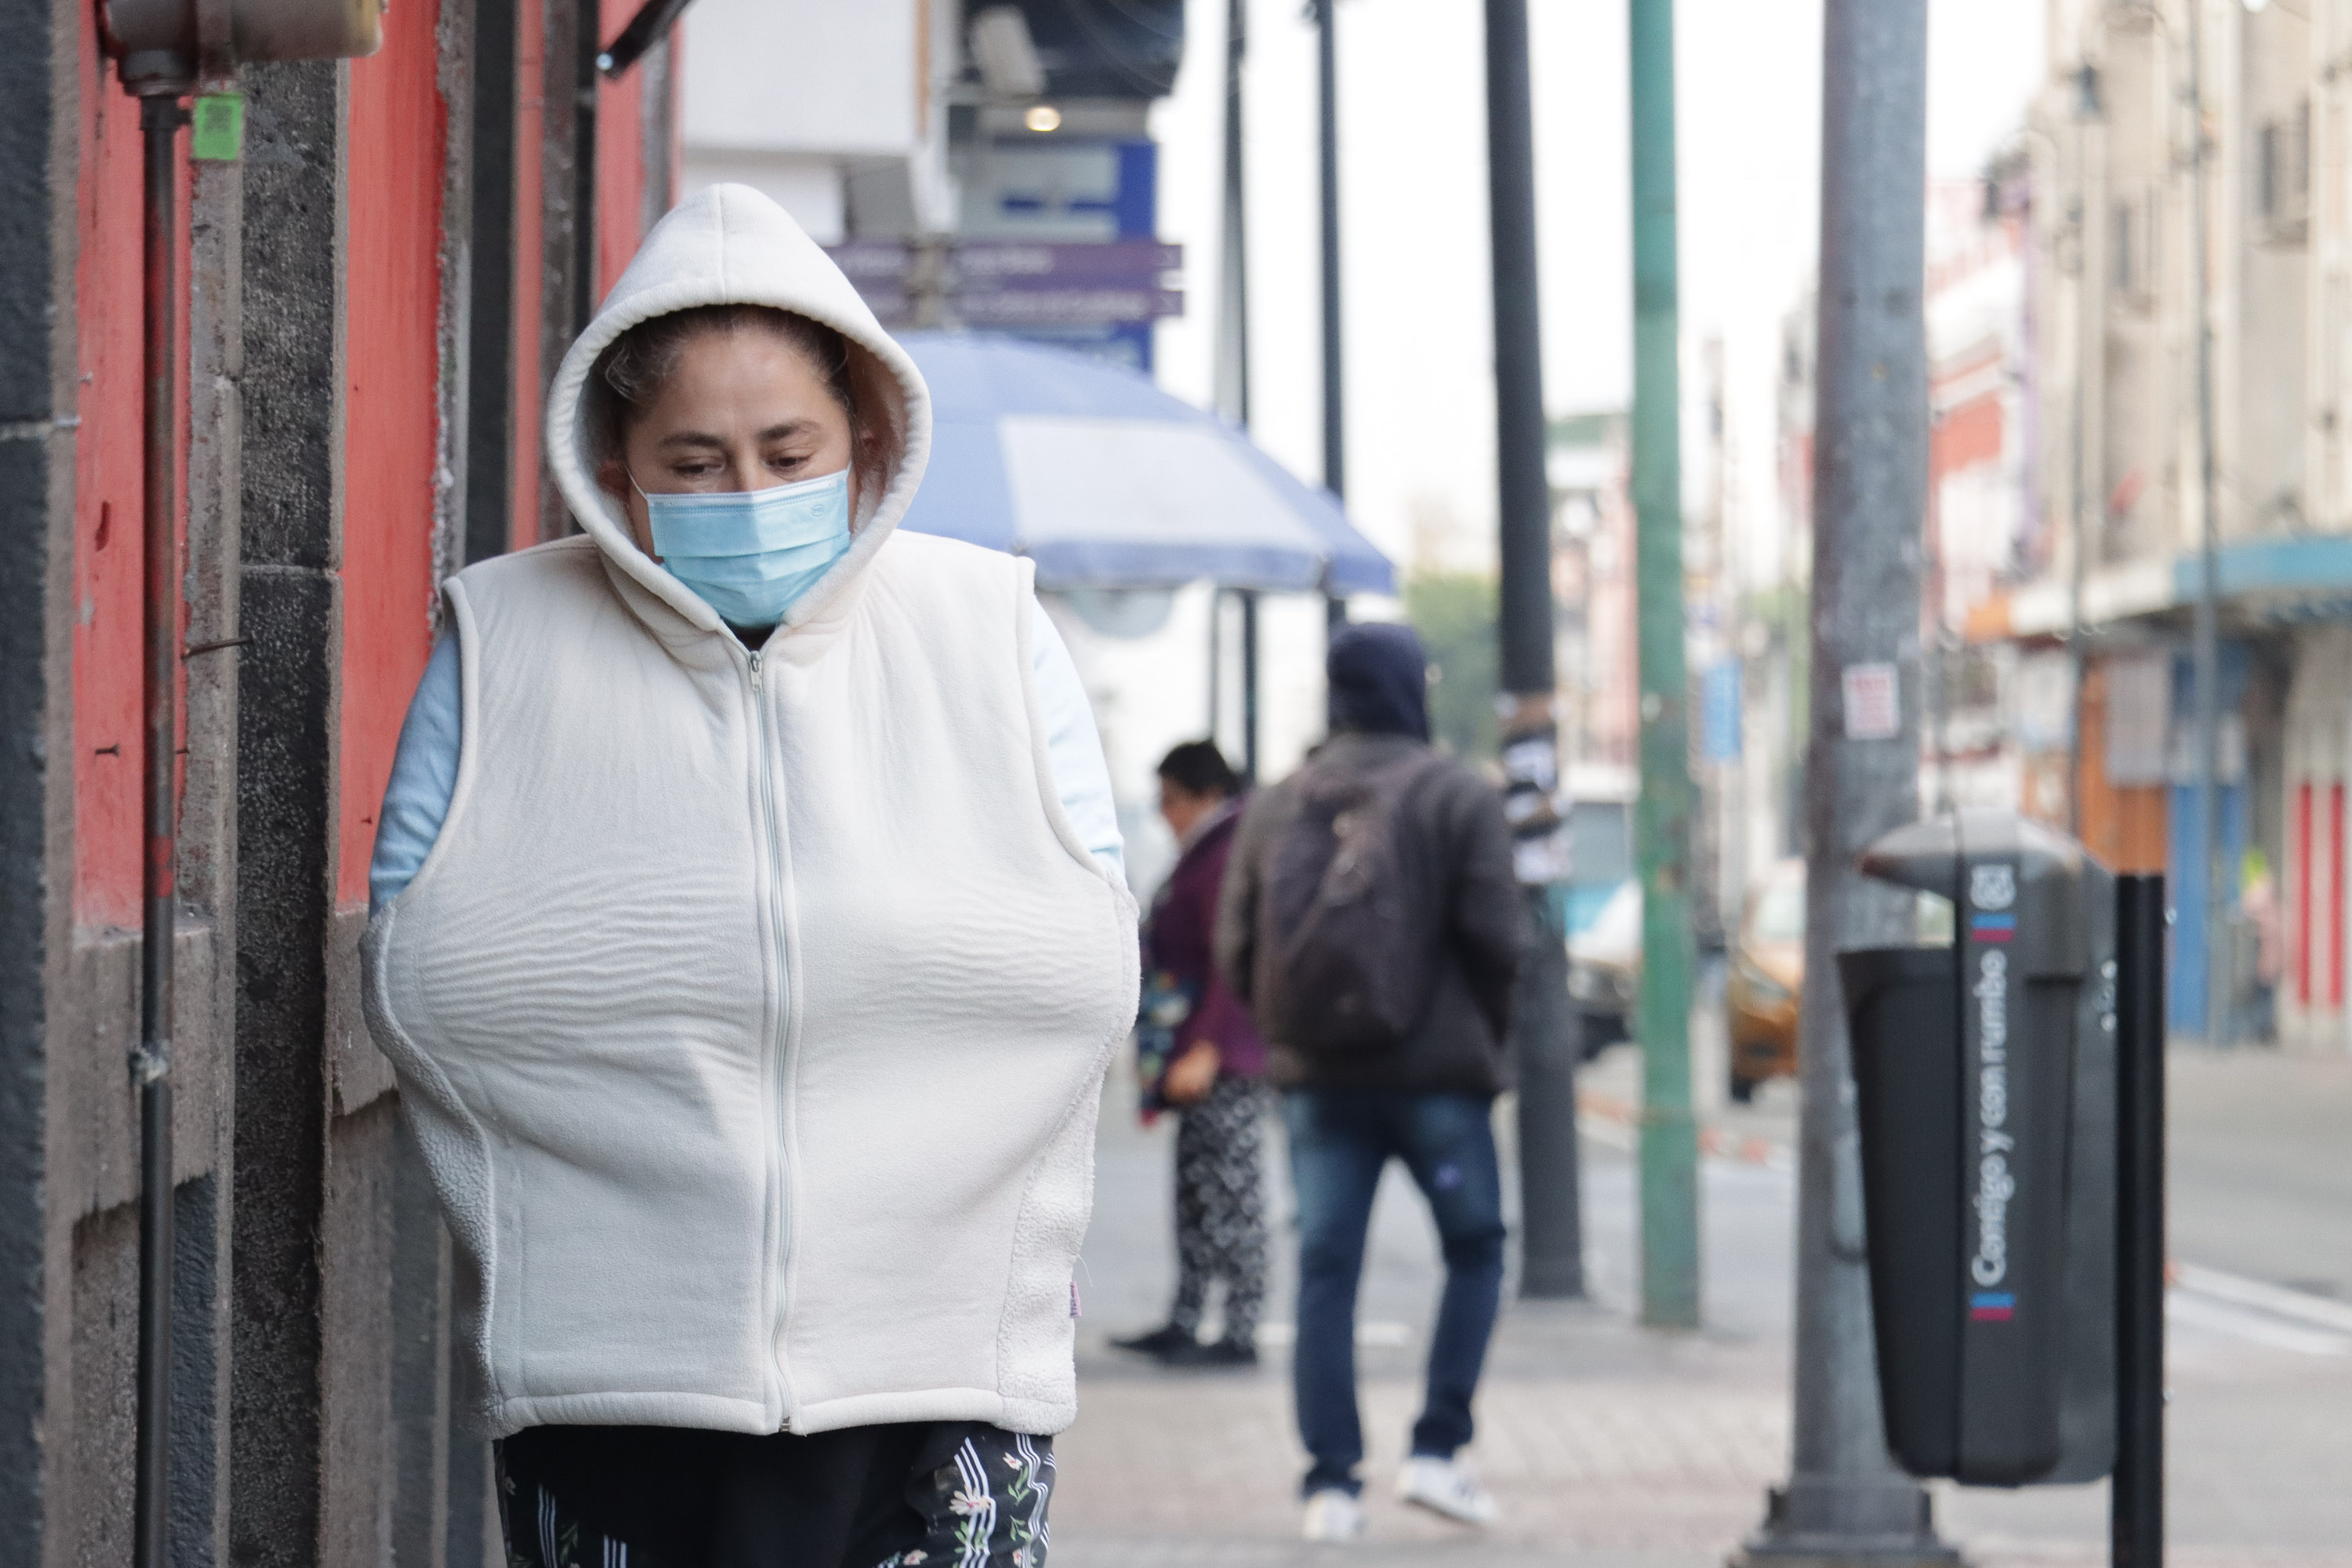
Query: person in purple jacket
1112 740 1270 1369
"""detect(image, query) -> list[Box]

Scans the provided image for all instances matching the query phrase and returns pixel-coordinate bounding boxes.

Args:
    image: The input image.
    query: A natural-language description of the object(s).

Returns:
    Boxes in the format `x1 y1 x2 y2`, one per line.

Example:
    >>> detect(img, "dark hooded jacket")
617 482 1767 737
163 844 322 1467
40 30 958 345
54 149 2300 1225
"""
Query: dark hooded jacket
1214 625 1523 1095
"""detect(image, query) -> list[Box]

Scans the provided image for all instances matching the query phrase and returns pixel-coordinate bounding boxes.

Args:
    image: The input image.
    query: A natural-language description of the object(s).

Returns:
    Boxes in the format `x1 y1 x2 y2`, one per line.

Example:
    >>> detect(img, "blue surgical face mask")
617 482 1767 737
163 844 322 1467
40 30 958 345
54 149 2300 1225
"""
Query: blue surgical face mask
637 466 855 630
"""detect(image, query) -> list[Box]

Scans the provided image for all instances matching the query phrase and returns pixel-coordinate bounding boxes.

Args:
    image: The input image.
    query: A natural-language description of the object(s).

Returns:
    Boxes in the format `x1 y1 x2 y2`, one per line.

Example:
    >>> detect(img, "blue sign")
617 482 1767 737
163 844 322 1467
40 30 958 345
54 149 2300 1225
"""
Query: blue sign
822 239 1184 335
1701 661 1742 761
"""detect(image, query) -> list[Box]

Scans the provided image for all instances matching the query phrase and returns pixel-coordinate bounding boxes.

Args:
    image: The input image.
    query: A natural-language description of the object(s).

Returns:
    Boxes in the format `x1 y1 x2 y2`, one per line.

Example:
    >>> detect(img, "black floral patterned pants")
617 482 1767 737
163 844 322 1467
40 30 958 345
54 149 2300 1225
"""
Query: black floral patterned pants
498 1421 1053 1568
1170 1074 1270 1346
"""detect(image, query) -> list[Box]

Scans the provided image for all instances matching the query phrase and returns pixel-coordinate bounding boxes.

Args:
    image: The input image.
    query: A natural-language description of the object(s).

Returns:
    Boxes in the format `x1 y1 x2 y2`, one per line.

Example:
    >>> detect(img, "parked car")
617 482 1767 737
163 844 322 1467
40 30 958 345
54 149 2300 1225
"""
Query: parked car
1559 766 1638 1054
1565 876 1642 1052
1724 858 1806 1102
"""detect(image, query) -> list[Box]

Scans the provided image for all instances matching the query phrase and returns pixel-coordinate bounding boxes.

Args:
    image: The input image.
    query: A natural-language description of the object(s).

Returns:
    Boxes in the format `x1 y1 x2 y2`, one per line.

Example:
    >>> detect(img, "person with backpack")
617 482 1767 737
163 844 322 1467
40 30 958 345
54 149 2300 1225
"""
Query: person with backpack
1112 740 1271 1369
1215 622 1523 1544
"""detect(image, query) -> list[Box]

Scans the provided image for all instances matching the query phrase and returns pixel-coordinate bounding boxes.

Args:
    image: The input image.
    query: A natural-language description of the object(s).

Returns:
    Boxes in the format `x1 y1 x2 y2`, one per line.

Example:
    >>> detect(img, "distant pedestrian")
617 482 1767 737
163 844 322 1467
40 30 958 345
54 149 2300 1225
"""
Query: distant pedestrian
1114 740 1270 1369
361 185 1135 1567
1217 623 1522 1543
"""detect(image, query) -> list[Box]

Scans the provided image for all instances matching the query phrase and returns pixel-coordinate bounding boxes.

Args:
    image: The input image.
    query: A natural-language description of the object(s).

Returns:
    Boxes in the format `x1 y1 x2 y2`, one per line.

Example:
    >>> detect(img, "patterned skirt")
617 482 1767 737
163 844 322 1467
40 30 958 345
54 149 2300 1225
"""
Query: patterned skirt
498 1420 1053 1568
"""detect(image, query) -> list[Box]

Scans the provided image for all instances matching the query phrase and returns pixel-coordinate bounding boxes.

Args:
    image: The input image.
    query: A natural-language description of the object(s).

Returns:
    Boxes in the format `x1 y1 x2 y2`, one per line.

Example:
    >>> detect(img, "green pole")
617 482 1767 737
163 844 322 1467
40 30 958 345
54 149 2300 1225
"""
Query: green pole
1629 0 1700 1330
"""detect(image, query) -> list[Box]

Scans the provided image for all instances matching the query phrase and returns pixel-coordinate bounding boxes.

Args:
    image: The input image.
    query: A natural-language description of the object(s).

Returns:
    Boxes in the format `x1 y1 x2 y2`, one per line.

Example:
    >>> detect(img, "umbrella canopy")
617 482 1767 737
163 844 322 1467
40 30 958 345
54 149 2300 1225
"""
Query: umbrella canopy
891 331 1394 596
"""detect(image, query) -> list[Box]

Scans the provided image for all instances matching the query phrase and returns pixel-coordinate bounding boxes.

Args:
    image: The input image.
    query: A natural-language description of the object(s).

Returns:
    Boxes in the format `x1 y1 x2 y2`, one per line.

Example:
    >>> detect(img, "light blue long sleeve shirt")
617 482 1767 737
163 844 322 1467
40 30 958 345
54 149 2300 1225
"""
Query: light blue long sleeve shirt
368 601 1125 913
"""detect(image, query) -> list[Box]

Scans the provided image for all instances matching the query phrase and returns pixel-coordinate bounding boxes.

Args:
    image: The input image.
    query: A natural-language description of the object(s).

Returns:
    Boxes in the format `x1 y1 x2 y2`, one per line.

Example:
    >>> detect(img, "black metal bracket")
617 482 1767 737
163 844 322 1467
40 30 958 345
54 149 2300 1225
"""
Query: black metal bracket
597 0 696 78
183 634 249 658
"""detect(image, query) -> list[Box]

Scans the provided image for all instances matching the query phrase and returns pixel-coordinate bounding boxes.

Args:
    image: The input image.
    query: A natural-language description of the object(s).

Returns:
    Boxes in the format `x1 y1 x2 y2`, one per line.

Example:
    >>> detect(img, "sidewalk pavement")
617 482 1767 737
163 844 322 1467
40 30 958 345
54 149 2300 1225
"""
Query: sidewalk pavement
1051 1031 2352 1568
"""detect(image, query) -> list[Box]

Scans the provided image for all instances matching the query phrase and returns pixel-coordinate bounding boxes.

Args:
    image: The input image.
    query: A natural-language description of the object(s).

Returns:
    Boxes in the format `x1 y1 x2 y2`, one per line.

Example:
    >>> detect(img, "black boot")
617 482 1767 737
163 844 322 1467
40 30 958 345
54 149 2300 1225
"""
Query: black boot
1109 1323 1196 1357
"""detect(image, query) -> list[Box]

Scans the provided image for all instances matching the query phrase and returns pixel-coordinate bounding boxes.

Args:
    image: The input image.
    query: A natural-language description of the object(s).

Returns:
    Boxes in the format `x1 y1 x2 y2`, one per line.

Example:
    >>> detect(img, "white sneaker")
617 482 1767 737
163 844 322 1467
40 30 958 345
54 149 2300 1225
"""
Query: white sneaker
1397 1455 1498 1526
1301 1488 1366 1543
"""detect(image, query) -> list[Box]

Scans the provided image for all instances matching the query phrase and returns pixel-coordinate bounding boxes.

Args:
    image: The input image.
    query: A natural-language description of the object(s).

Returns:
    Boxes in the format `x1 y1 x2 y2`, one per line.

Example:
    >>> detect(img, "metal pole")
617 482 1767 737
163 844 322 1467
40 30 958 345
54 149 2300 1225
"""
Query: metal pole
1740 0 1956 1559
1490 0 1551 705
1217 0 1250 431
2185 0 2227 1048
2113 874 2168 1568
1628 0 1698 1332
2067 77 2098 836
135 89 183 1568
2070 67 2107 837
1241 589 1261 785
1315 0 1341 501
1486 0 1583 1301
1214 0 1246 771
574 0 601 333
1514 892 1584 1297
1208 587 1223 747
1315 0 1348 633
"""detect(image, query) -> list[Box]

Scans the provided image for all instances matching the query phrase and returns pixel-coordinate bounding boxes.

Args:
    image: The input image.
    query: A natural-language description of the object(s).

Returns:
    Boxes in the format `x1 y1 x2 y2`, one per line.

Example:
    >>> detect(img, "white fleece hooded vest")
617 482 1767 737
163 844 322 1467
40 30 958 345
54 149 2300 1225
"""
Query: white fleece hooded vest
361 185 1138 1439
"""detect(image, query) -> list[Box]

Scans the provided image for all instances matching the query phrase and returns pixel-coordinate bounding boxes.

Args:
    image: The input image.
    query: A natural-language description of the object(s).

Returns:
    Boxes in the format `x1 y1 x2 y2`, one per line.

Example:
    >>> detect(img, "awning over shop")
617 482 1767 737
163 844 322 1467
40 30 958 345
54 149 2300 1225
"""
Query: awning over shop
1965 536 2352 642
890 330 1394 596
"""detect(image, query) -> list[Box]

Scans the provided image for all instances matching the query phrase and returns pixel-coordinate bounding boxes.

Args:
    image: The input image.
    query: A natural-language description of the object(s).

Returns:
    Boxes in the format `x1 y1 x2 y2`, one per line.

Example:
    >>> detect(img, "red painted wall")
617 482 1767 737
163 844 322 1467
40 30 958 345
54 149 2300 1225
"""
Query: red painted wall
595 0 648 301
1930 394 2004 481
72 6 191 930
69 0 679 925
339 0 449 909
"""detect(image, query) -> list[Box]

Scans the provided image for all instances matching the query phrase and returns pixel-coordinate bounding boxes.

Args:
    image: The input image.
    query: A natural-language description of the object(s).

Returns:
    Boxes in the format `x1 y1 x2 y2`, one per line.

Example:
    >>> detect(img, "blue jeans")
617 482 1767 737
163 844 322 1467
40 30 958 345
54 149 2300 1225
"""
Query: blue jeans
1283 1090 1506 1497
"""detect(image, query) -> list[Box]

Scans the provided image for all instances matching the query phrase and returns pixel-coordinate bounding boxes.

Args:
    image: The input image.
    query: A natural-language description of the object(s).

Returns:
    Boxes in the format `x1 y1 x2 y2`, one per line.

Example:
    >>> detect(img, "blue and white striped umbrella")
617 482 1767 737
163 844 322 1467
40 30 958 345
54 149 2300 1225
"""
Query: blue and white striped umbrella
891 331 1393 596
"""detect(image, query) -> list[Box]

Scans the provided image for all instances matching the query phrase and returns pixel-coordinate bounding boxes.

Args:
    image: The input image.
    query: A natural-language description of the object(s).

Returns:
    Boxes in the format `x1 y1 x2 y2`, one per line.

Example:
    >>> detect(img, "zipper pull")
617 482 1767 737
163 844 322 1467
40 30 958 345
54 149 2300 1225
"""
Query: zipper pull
748 649 763 691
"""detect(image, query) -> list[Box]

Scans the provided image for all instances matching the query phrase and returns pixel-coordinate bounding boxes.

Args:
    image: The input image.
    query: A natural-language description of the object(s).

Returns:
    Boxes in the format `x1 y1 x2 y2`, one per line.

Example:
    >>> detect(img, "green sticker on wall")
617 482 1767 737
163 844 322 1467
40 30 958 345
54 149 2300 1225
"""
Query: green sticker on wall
191 95 245 162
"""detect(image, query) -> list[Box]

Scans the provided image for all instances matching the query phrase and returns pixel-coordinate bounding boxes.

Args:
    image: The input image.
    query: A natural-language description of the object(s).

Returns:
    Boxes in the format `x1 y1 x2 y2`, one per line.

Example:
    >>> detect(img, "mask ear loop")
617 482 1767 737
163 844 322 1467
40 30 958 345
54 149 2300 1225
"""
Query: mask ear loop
622 470 662 562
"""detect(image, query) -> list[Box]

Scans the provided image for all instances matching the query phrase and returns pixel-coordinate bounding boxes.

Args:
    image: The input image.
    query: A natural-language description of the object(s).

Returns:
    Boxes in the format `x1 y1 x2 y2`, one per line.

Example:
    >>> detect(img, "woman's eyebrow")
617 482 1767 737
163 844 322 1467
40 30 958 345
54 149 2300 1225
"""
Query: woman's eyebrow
657 430 728 450
757 419 820 442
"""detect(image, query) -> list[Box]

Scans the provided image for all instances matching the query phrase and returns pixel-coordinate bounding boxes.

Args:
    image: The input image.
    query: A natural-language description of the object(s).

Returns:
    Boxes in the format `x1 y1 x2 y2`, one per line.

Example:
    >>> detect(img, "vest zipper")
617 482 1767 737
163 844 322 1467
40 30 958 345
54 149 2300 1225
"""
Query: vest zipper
746 648 797 1424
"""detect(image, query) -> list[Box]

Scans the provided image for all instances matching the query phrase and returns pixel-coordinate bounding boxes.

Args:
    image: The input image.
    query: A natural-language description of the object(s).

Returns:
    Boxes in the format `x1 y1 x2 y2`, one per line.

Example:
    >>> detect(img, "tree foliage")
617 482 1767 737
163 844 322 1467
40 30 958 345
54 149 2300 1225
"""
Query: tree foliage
1404 572 1500 764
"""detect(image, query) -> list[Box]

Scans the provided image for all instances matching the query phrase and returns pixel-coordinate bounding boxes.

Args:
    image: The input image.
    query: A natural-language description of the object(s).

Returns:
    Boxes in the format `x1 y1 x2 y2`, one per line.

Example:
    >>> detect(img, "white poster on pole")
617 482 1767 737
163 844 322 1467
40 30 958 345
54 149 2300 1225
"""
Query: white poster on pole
1842 662 1900 741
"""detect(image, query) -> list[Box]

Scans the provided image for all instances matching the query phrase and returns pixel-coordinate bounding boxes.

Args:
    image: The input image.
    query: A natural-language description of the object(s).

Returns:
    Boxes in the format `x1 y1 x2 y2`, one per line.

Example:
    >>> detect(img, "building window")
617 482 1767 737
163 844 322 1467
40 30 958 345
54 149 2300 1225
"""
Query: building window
2111 191 2158 304
2258 100 2311 245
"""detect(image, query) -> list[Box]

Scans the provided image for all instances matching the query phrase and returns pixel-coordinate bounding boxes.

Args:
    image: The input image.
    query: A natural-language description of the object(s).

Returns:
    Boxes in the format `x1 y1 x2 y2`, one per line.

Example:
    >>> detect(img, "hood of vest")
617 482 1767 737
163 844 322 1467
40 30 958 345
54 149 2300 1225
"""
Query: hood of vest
543 183 931 641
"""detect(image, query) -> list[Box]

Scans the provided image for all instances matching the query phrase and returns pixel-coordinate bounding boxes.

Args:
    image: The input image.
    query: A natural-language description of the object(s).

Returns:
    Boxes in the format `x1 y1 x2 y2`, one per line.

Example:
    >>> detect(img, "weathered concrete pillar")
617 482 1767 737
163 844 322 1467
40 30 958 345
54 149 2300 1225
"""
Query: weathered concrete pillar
0 1 71 1557
2 5 247 1566
230 57 347 1568
233 26 487 1559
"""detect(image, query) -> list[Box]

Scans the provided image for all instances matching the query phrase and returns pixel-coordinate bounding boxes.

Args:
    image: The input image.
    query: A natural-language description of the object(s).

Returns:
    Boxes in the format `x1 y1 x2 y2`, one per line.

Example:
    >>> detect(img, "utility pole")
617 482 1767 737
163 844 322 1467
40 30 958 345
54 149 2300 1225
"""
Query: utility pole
1739 0 1957 1560
1243 591 1261 782
573 0 601 335
1217 0 1261 779
2067 66 2103 837
1218 0 1250 431
135 89 184 1568
2186 0 2227 1049
1628 0 1699 1332
1314 0 1348 631
1486 0 1583 1301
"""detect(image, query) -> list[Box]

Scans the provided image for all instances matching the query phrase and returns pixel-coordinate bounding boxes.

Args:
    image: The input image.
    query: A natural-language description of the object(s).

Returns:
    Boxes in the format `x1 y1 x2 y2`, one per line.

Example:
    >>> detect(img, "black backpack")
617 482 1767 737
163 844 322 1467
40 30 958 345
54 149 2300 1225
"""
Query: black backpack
1259 751 1446 1056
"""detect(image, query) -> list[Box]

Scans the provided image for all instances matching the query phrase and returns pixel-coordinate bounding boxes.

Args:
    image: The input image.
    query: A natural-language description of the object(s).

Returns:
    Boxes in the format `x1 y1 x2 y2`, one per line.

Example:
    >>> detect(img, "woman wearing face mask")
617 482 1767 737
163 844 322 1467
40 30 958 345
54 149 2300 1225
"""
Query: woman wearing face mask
361 186 1138 1568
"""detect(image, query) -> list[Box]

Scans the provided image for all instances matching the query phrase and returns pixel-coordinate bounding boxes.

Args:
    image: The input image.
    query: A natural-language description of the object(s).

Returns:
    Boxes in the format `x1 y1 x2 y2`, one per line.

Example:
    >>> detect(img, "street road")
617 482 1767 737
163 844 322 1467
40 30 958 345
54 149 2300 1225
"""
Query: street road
2167 1047 2352 1304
